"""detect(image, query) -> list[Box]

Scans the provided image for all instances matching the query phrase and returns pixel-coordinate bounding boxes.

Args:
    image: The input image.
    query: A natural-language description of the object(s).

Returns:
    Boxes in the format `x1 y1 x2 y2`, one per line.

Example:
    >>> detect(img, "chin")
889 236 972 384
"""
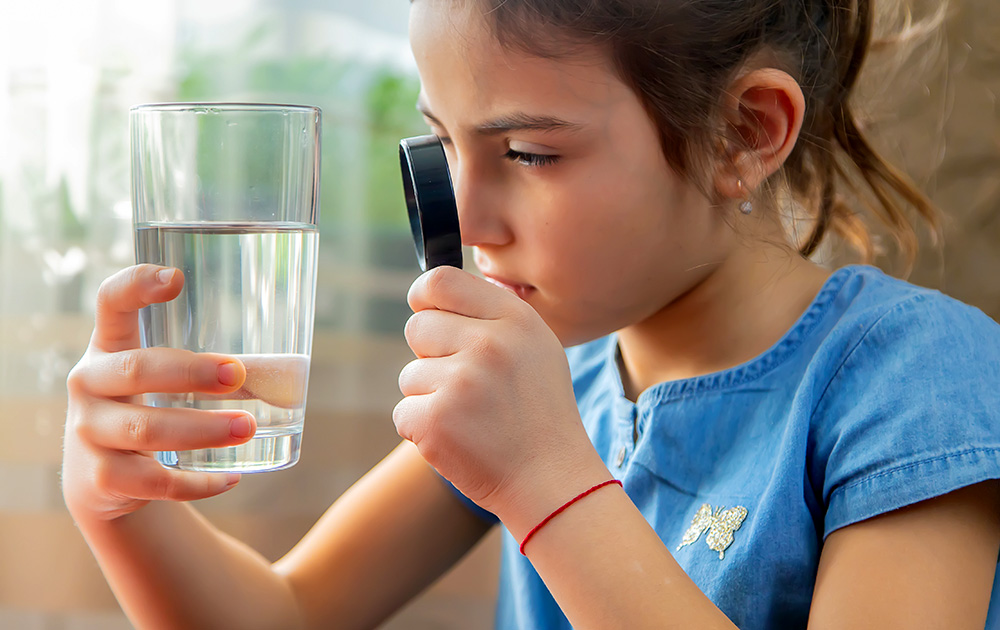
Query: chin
544 318 613 349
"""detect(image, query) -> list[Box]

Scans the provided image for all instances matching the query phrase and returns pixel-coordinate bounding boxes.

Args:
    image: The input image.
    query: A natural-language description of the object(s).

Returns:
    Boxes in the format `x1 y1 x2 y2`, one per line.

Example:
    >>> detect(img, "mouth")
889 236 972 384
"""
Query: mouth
483 274 535 301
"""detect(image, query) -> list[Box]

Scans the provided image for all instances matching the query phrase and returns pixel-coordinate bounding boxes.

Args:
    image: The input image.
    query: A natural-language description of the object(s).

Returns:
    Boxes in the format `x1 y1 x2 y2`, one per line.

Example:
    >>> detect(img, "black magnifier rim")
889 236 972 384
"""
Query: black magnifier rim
399 135 462 271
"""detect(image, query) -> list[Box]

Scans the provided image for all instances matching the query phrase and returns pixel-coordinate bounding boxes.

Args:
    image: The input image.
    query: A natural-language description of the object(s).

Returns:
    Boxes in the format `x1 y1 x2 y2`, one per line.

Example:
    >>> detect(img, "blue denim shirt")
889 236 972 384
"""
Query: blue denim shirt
449 265 1000 629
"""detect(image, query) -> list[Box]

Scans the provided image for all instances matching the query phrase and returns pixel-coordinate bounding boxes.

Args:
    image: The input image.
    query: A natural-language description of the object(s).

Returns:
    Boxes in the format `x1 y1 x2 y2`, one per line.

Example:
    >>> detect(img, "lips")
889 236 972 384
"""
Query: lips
483 274 534 301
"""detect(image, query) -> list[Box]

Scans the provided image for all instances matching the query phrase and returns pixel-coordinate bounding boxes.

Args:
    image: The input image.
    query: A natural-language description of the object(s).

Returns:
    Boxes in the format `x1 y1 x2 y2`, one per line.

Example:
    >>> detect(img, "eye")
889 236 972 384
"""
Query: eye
503 149 560 168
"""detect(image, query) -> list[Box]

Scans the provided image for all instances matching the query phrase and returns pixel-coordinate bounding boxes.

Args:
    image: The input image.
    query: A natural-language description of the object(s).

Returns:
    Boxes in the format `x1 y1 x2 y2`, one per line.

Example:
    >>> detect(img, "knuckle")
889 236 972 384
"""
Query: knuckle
424 266 453 296
391 401 412 440
119 351 145 386
397 360 416 394
394 397 437 447
193 413 218 445
403 312 422 343
176 348 207 385
64 415 86 446
95 274 119 304
469 332 513 369
447 367 475 393
505 301 537 333
149 472 176 500
186 356 204 388
467 330 495 359
508 311 532 334
196 474 219 497
66 361 89 395
123 265 146 290
92 458 119 494
97 267 131 301
124 409 155 448
97 266 150 314
67 398 98 442
451 364 490 405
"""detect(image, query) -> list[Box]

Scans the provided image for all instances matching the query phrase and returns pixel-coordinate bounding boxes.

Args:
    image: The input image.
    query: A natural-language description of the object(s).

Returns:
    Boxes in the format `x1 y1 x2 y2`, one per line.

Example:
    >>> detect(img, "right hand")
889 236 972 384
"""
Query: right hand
62 264 257 523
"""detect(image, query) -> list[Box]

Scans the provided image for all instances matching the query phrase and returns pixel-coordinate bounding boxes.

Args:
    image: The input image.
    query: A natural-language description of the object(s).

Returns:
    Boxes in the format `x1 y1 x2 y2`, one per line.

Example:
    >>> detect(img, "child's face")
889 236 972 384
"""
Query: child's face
410 1 736 346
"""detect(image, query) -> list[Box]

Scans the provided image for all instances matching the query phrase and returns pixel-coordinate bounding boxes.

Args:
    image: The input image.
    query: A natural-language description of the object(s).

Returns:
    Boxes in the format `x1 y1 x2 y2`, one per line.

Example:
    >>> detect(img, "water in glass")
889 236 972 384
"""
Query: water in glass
135 221 318 472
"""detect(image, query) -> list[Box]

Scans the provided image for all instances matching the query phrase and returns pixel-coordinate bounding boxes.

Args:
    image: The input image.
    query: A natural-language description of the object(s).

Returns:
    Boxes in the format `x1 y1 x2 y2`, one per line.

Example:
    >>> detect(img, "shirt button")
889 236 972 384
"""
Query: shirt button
615 445 627 468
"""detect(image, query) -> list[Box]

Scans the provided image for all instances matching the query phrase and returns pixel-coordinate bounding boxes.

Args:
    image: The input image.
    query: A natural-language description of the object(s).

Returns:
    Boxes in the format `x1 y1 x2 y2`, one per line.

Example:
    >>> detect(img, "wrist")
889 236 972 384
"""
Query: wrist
518 479 623 555
492 452 615 543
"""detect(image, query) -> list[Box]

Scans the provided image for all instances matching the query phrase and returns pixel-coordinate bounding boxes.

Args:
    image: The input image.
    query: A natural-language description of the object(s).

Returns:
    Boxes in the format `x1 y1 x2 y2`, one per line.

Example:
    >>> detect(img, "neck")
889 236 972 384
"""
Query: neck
616 241 832 401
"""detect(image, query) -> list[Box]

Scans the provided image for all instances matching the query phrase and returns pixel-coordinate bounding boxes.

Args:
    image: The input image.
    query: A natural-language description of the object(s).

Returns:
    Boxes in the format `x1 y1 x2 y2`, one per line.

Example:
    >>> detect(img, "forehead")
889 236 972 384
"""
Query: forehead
408 0 628 125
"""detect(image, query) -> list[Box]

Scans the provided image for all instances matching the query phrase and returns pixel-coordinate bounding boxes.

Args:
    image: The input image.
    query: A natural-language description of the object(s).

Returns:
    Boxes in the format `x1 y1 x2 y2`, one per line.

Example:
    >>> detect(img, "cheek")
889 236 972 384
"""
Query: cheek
525 195 612 274
527 202 642 321
531 174 701 311
551 167 684 264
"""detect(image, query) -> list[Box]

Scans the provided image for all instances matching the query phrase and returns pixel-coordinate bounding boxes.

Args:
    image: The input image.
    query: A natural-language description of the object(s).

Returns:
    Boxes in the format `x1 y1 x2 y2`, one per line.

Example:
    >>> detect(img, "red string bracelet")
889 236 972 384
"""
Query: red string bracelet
519 479 623 556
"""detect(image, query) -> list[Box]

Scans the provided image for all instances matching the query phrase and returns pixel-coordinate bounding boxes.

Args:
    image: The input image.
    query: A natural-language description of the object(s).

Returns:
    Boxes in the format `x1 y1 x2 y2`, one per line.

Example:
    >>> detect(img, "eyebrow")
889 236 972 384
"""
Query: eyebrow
416 102 583 135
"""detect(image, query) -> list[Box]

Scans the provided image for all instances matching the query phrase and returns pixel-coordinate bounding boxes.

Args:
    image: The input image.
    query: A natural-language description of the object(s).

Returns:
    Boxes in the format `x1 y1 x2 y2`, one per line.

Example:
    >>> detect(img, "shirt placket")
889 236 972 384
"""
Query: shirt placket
612 396 639 471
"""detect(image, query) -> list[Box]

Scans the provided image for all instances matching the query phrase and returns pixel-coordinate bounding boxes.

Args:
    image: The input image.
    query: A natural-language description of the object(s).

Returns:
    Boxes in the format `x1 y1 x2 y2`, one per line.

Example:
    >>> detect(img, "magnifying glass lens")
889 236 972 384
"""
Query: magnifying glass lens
399 135 462 271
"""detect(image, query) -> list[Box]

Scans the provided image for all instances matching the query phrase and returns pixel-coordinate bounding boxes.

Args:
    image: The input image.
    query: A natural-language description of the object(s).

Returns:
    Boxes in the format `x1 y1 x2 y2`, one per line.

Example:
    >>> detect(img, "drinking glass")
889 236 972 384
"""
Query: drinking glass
130 102 321 472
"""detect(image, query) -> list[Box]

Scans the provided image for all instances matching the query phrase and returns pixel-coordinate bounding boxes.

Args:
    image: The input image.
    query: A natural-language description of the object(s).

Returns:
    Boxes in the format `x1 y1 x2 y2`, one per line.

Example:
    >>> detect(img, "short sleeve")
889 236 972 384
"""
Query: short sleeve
810 293 1000 538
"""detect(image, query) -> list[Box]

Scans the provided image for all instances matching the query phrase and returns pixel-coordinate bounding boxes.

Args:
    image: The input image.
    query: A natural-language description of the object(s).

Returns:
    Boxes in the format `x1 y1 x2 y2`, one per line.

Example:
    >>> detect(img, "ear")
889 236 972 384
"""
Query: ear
714 68 806 201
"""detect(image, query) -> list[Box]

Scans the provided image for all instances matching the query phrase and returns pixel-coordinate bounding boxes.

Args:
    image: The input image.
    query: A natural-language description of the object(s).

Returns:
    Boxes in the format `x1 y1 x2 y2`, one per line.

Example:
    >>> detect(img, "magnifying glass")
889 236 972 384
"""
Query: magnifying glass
399 135 463 271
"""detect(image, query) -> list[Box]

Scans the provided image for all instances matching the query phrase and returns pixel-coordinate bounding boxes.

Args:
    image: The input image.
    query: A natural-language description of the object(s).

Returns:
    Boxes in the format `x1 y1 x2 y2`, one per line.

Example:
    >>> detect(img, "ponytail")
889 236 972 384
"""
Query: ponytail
800 0 942 272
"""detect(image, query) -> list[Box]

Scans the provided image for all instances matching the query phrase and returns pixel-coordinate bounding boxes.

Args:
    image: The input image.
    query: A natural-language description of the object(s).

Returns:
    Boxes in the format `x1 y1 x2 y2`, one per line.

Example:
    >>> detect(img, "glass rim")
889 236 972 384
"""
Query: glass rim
130 102 321 114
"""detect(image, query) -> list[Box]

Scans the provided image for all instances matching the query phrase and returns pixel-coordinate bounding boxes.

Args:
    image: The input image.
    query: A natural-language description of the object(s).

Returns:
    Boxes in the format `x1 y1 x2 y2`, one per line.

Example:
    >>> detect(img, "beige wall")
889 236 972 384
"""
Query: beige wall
909 0 1000 318
851 0 1000 318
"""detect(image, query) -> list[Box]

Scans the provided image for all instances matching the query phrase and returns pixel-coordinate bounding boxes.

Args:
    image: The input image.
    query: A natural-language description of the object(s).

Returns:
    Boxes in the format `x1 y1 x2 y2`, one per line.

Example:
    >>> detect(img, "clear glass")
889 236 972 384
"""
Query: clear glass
130 103 322 472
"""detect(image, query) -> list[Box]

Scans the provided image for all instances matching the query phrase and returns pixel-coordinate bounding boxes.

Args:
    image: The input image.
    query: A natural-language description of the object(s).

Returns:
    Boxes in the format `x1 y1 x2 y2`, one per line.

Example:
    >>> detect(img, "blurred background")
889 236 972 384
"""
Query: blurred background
0 0 997 628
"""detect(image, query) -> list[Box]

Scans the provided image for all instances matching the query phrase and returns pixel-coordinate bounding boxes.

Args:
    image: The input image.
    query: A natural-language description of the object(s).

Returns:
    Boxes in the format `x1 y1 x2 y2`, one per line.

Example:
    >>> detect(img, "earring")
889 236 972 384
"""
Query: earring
737 179 753 215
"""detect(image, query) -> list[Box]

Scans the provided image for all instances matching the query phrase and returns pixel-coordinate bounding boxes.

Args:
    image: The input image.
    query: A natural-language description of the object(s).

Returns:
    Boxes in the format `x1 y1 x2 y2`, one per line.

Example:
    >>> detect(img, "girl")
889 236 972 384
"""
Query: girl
62 0 1000 628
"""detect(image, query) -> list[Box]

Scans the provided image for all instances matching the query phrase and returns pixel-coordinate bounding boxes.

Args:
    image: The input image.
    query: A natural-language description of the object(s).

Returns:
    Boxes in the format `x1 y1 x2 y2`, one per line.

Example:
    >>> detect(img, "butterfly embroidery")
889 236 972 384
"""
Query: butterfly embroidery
677 503 748 560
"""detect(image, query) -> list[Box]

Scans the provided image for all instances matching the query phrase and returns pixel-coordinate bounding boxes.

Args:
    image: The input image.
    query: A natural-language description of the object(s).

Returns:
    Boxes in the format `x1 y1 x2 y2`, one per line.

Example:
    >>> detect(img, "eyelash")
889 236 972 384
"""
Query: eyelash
504 149 560 168
437 137 560 168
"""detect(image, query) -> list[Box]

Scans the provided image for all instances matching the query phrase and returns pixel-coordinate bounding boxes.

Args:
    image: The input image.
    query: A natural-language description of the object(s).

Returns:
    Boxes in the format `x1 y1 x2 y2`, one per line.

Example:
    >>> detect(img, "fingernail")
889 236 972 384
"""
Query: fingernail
229 415 254 439
156 268 175 284
225 473 241 487
218 362 239 386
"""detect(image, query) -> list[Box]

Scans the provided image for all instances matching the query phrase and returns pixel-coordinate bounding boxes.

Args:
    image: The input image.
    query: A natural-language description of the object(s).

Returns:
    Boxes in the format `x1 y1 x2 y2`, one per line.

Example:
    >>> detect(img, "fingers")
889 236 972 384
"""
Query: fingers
98 451 242 502
404 309 485 359
398 356 450 397
407 266 519 319
76 401 256 452
70 348 246 398
93 265 184 353
392 392 433 446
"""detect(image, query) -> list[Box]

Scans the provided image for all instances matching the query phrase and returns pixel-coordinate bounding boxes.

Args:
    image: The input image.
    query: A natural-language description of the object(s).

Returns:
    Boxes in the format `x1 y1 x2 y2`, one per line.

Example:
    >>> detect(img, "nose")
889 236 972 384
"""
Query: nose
450 153 512 248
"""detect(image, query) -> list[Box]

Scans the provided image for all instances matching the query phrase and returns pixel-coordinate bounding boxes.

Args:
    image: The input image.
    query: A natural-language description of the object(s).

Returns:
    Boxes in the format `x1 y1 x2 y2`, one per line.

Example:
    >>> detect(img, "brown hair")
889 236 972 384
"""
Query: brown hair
475 0 943 272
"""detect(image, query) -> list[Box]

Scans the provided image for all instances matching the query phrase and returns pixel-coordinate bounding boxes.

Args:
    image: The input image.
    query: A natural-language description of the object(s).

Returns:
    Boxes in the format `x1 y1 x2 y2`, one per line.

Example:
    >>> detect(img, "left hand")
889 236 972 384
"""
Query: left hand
394 266 602 521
